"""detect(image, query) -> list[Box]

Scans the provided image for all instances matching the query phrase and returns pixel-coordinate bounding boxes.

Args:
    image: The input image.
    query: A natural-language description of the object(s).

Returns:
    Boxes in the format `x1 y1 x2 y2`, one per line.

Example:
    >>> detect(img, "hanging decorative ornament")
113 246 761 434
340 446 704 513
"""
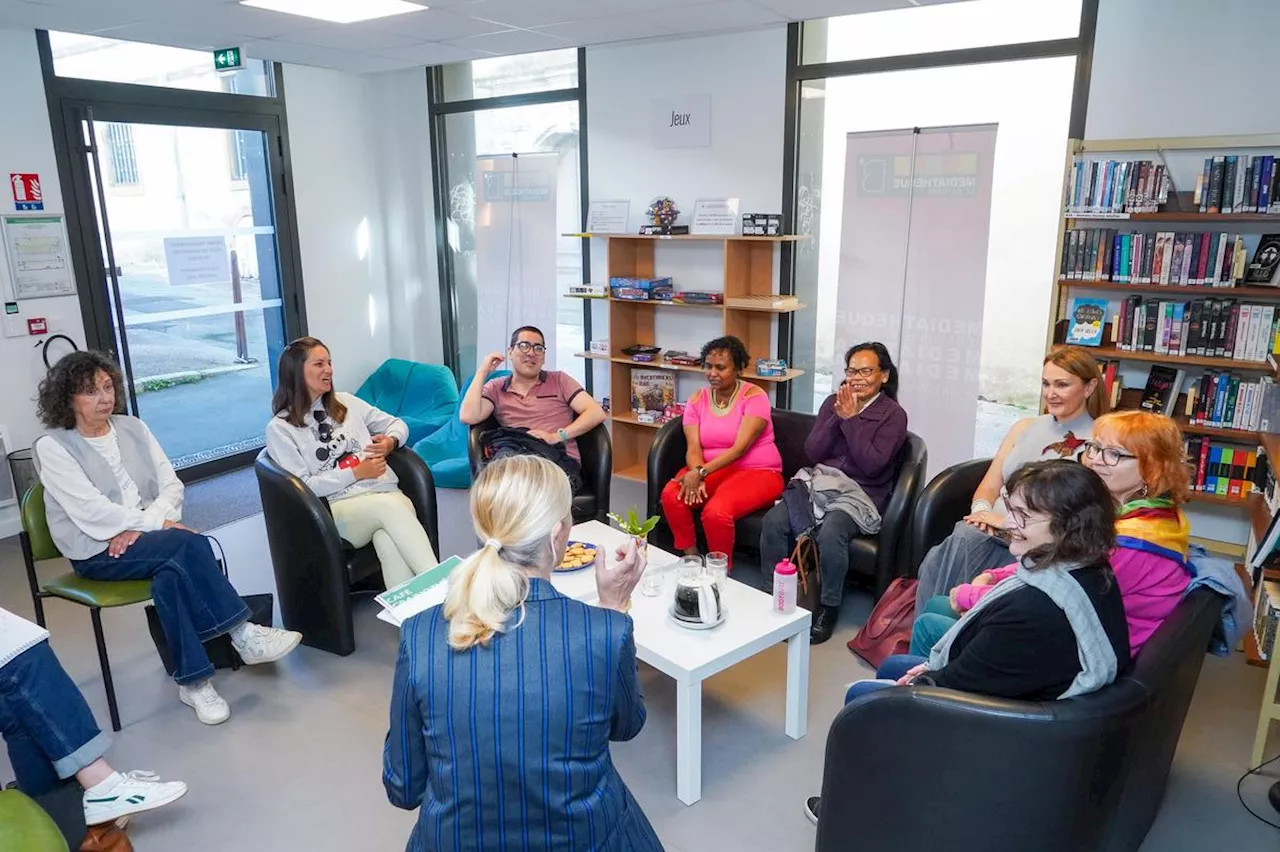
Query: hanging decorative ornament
647 196 679 228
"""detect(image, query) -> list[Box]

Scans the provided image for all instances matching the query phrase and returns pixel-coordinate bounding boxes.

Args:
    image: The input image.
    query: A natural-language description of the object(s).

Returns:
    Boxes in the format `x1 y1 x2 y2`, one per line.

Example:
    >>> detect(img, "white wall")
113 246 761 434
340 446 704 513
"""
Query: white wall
584 28 788 398
1087 0 1280 140
0 27 87 537
284 64 392 390
1086 0 1273 547
364 68 443 367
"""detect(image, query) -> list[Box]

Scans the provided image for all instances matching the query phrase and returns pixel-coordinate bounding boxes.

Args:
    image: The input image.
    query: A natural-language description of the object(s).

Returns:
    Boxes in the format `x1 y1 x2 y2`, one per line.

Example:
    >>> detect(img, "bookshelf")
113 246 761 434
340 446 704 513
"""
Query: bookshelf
570 233 806 481
1049 133 1280 516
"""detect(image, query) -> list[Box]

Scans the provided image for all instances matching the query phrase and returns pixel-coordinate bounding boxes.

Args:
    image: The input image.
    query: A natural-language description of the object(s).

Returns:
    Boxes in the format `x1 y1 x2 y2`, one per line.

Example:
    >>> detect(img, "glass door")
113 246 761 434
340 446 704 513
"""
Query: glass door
62 103 300 477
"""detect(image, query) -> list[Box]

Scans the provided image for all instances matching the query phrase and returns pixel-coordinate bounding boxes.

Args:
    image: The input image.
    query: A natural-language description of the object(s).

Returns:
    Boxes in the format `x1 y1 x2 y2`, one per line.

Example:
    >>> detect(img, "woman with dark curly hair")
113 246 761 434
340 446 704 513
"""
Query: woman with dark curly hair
32 351 301 726
659 335 783 566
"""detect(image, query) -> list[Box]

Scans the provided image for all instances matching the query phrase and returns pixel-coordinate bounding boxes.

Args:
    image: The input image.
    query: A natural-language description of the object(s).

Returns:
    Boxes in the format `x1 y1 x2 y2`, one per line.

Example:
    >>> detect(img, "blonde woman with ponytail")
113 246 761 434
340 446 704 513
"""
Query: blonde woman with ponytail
383 456 663 852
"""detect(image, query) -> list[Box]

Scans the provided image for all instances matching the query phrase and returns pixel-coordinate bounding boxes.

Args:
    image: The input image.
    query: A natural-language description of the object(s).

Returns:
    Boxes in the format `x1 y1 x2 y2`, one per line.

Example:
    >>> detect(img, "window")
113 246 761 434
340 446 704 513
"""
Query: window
104 123 139 186
786 1 1092 474
49 32 275 96
431 50 588 387
440 49 578 101
229 131 251 182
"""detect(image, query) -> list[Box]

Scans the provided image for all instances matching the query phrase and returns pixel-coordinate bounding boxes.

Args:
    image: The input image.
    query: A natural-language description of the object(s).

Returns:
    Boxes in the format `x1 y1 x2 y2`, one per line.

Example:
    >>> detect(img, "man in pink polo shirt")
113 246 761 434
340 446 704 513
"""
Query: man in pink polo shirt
459 326 607 464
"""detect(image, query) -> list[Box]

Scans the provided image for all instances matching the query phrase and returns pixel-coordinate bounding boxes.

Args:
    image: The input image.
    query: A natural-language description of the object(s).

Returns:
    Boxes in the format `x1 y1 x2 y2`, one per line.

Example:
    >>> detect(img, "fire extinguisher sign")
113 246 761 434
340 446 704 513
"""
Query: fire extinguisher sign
10 173 43 211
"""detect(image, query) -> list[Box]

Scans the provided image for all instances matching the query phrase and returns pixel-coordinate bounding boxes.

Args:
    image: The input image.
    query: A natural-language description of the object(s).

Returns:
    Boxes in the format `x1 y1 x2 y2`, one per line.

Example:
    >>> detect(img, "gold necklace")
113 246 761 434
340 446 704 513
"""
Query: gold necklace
710 380 740 411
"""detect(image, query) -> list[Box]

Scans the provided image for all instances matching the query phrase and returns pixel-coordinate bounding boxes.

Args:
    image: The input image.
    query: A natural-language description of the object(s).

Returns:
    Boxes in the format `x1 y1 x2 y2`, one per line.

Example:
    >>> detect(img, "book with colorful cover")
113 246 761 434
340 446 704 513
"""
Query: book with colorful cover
630 370 675 413
1065 297 1108 346
375 555 462 626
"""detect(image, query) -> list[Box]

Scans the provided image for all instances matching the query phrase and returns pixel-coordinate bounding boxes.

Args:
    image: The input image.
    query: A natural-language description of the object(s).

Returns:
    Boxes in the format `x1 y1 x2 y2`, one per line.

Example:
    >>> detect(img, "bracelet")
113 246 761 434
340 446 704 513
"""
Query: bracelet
970 499 993 514
557 428 570 443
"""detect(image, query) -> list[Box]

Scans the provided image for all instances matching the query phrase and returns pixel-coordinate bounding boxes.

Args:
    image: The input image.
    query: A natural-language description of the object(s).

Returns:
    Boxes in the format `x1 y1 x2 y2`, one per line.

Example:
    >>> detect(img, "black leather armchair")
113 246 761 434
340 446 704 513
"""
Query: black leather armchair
254 447 440 656
906 457 991 577
646 409 928 596
814 585 1224 852
468 418 612 523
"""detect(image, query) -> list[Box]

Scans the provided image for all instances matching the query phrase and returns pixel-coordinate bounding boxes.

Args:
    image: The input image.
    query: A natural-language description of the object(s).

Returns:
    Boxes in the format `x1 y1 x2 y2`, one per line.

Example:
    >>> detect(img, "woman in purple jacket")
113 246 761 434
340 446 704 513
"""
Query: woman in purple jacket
759 342 909 643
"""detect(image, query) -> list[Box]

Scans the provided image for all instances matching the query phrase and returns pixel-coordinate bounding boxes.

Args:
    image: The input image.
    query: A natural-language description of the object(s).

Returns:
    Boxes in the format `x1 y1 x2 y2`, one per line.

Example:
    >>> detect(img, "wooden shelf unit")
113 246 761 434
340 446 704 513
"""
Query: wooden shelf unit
575 234 805 478
1048 134 1280 522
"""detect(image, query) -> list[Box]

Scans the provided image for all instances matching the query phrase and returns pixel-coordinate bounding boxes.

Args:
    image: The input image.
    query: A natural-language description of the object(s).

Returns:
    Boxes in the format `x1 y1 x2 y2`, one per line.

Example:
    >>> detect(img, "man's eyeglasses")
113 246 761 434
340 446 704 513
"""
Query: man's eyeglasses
1082 441 1137 467
844 367 879 378
513 341 546 355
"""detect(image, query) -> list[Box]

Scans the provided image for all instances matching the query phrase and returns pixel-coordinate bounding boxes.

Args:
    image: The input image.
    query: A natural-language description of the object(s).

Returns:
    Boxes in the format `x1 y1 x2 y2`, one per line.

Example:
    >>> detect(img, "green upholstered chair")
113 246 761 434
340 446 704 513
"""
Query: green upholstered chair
19 483 152 732
0 789 71 852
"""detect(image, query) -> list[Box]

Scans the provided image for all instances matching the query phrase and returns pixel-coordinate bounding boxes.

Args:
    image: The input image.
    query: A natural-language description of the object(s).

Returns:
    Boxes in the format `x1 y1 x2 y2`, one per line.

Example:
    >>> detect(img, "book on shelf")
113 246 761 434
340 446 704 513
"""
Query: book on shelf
1066 297 1108 346
1111 295 1278 362
1066 157 1169 215
1140 365 1183 415
1060 227 1251 286
1245 234 1280 285
1096 358 1123 407
630 369 675 413
1186 372 1273 431
1184 436 1257 497
1193 153 1280 214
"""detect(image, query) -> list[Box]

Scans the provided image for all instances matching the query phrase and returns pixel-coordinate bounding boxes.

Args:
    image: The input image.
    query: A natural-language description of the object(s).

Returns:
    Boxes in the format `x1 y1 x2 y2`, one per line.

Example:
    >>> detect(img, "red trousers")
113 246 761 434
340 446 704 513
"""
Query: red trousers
660 466 784 565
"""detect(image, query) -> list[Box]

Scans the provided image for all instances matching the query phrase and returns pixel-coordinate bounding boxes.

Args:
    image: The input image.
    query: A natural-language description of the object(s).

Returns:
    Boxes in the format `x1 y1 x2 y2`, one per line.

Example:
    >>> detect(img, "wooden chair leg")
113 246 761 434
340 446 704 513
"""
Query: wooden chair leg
89 608 121 732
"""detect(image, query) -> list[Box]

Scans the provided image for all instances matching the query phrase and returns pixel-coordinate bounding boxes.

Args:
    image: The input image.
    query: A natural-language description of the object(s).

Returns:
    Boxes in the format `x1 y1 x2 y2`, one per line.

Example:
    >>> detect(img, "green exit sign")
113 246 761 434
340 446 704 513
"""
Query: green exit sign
213 47 243 72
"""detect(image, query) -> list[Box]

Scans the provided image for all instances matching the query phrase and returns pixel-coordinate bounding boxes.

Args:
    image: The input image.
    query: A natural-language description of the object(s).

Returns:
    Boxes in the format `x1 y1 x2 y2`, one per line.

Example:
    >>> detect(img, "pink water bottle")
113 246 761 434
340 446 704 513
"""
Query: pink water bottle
772 559 797 614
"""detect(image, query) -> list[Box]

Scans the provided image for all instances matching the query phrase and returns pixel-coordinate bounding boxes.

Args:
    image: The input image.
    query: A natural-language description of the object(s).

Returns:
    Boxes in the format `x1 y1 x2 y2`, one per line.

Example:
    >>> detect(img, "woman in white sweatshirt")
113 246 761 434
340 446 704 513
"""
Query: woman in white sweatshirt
265 337 438 589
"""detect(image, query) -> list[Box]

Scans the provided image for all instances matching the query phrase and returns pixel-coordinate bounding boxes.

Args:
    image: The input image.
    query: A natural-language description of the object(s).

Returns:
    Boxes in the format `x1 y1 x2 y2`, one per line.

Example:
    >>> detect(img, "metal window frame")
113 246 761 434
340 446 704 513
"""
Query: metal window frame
37 30 309 483
104 122 140 186
777 0 1100 411
426 48 592 392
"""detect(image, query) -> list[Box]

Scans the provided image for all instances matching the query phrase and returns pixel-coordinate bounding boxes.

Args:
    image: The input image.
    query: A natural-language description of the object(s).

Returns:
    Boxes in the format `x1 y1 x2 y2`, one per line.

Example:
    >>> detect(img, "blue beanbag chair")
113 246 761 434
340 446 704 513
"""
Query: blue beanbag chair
414 370 509 489
354 359 458 447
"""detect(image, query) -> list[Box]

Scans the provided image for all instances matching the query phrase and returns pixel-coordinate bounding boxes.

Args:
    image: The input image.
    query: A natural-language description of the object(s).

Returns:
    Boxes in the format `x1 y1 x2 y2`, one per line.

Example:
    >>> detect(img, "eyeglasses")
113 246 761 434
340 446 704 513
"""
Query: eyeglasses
1082 441 1137 467
1007 505 1051 530
844 367 879 378
512 341 546 355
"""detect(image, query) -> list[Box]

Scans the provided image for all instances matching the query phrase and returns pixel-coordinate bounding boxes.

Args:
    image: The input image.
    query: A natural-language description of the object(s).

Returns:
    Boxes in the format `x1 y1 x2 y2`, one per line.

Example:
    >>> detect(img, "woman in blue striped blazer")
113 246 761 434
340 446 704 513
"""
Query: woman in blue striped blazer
384 455 664 852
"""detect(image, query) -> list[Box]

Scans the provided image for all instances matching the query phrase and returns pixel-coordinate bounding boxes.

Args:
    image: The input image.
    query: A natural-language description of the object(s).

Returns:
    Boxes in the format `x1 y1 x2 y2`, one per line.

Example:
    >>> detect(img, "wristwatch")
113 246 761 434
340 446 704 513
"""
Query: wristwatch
557 428 570 444
695 465 708 478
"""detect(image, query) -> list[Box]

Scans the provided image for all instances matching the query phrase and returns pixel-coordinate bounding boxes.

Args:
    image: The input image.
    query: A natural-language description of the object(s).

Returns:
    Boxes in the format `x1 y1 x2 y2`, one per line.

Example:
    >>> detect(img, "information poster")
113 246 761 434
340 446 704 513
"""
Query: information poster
473 153 560 362
835 126 998 474
691 198 740 235
586 200 630 235
2 215 74 299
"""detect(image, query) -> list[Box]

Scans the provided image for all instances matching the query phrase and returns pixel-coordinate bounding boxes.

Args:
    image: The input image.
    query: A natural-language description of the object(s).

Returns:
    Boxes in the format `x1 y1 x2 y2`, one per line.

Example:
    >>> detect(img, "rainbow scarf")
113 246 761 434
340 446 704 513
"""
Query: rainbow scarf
1113 497 1191 569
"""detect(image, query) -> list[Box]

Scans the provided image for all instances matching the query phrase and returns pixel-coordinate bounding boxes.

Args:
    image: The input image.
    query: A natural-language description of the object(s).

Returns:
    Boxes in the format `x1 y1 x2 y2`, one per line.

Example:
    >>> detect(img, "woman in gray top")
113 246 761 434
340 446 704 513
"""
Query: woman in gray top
914 347 1107 610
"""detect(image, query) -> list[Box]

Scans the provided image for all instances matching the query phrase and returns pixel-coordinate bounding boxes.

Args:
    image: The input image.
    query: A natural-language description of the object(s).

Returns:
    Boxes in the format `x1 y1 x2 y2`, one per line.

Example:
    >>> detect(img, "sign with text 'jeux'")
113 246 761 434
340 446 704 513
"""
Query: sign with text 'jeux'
651 94 711 149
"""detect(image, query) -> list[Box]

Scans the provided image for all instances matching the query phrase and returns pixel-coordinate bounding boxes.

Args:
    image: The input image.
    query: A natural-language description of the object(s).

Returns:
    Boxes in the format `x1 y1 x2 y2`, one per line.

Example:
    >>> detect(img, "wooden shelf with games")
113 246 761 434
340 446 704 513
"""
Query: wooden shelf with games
567 233 807 482
1049 134 1280 519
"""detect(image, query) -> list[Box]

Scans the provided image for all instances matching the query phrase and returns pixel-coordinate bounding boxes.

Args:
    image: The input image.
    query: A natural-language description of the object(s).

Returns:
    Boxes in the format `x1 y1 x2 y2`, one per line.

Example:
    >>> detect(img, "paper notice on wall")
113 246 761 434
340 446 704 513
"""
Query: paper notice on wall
164 236 231 286
2 215 74 300
835 126 997 475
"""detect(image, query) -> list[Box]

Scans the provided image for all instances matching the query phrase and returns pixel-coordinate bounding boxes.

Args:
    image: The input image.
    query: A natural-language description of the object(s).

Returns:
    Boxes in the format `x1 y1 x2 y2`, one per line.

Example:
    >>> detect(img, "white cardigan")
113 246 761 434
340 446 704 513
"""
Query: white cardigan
265 392 409 501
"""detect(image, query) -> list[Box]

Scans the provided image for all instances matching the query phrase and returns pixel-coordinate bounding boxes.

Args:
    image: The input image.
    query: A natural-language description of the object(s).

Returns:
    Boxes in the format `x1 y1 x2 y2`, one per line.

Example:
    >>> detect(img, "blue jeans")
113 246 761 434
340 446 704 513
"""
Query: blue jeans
844 654 928 703
73 528 249 686
0 641 111 795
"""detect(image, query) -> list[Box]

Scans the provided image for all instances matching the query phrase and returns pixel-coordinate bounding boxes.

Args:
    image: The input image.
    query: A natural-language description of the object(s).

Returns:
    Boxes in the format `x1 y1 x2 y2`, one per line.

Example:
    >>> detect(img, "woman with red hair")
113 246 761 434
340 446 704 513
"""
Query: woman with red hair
913 410 1192 658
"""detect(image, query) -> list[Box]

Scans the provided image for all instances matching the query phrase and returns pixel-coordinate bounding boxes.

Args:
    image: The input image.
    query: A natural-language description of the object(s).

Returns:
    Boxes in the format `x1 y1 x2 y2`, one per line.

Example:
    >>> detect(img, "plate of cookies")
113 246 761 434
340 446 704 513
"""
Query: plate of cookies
557 541 599 572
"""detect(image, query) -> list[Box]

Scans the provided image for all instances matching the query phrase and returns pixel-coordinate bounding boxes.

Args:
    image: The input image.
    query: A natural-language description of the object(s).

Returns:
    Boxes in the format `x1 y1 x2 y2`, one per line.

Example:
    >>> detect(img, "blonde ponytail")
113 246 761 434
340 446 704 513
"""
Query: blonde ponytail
444 455 573 650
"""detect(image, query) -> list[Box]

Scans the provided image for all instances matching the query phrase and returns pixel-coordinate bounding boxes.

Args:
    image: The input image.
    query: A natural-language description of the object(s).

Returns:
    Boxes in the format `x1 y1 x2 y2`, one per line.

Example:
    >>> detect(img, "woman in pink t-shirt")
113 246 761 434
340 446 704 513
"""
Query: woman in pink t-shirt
659 336 784 567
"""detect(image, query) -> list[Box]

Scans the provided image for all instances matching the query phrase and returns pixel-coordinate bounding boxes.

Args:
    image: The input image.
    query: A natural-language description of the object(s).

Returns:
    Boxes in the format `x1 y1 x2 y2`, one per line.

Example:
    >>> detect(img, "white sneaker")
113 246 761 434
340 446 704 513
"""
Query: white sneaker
83 771 188 825
230 623 302 665
178 679 230 725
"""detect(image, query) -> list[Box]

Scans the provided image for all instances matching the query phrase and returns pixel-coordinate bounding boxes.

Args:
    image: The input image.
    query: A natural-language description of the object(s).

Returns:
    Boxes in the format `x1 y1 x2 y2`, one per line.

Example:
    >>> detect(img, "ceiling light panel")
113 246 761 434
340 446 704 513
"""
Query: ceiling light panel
239 0 429 25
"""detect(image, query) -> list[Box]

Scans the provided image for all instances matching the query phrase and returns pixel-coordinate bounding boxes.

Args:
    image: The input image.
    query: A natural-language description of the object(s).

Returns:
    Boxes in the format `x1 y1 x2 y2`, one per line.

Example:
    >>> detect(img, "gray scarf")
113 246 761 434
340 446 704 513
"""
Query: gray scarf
927 559 1118 699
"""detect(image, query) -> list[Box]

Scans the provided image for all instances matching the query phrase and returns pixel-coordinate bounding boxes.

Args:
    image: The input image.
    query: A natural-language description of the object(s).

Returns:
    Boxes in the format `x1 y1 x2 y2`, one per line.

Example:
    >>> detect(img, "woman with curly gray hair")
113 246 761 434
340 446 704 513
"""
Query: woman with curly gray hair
33 351 301 726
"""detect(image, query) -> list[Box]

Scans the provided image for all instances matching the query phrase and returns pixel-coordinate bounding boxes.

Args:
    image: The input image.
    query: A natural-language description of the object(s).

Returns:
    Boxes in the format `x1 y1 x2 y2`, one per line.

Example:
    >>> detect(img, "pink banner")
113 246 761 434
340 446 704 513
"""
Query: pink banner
836 126 997 474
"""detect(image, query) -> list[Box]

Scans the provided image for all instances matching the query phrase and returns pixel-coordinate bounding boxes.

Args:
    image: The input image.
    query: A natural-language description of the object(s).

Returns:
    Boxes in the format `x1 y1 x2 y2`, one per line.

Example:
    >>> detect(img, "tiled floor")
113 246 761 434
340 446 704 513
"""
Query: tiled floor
1 483 1276 850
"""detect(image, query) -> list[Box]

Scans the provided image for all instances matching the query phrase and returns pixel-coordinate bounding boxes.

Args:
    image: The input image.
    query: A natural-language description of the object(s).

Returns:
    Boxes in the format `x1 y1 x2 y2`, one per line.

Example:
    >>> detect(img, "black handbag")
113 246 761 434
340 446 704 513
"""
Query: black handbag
144 536 275 674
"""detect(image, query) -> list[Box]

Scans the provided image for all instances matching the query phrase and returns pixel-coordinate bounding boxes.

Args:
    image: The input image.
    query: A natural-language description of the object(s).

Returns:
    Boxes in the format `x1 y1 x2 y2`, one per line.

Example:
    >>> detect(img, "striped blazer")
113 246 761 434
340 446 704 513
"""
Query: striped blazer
384 577 665 852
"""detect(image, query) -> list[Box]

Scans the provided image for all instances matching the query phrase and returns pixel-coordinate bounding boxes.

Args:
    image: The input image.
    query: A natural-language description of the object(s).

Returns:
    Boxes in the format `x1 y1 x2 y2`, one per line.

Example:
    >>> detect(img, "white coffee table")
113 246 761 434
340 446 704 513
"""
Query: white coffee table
554 520 812 805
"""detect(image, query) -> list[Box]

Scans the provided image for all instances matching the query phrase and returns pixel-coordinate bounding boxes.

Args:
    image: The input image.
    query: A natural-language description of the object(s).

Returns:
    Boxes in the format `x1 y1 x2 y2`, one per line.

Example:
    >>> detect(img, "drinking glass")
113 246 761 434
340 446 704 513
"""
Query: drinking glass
705 551 728 585
641 566 665 597
678 555 704 580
